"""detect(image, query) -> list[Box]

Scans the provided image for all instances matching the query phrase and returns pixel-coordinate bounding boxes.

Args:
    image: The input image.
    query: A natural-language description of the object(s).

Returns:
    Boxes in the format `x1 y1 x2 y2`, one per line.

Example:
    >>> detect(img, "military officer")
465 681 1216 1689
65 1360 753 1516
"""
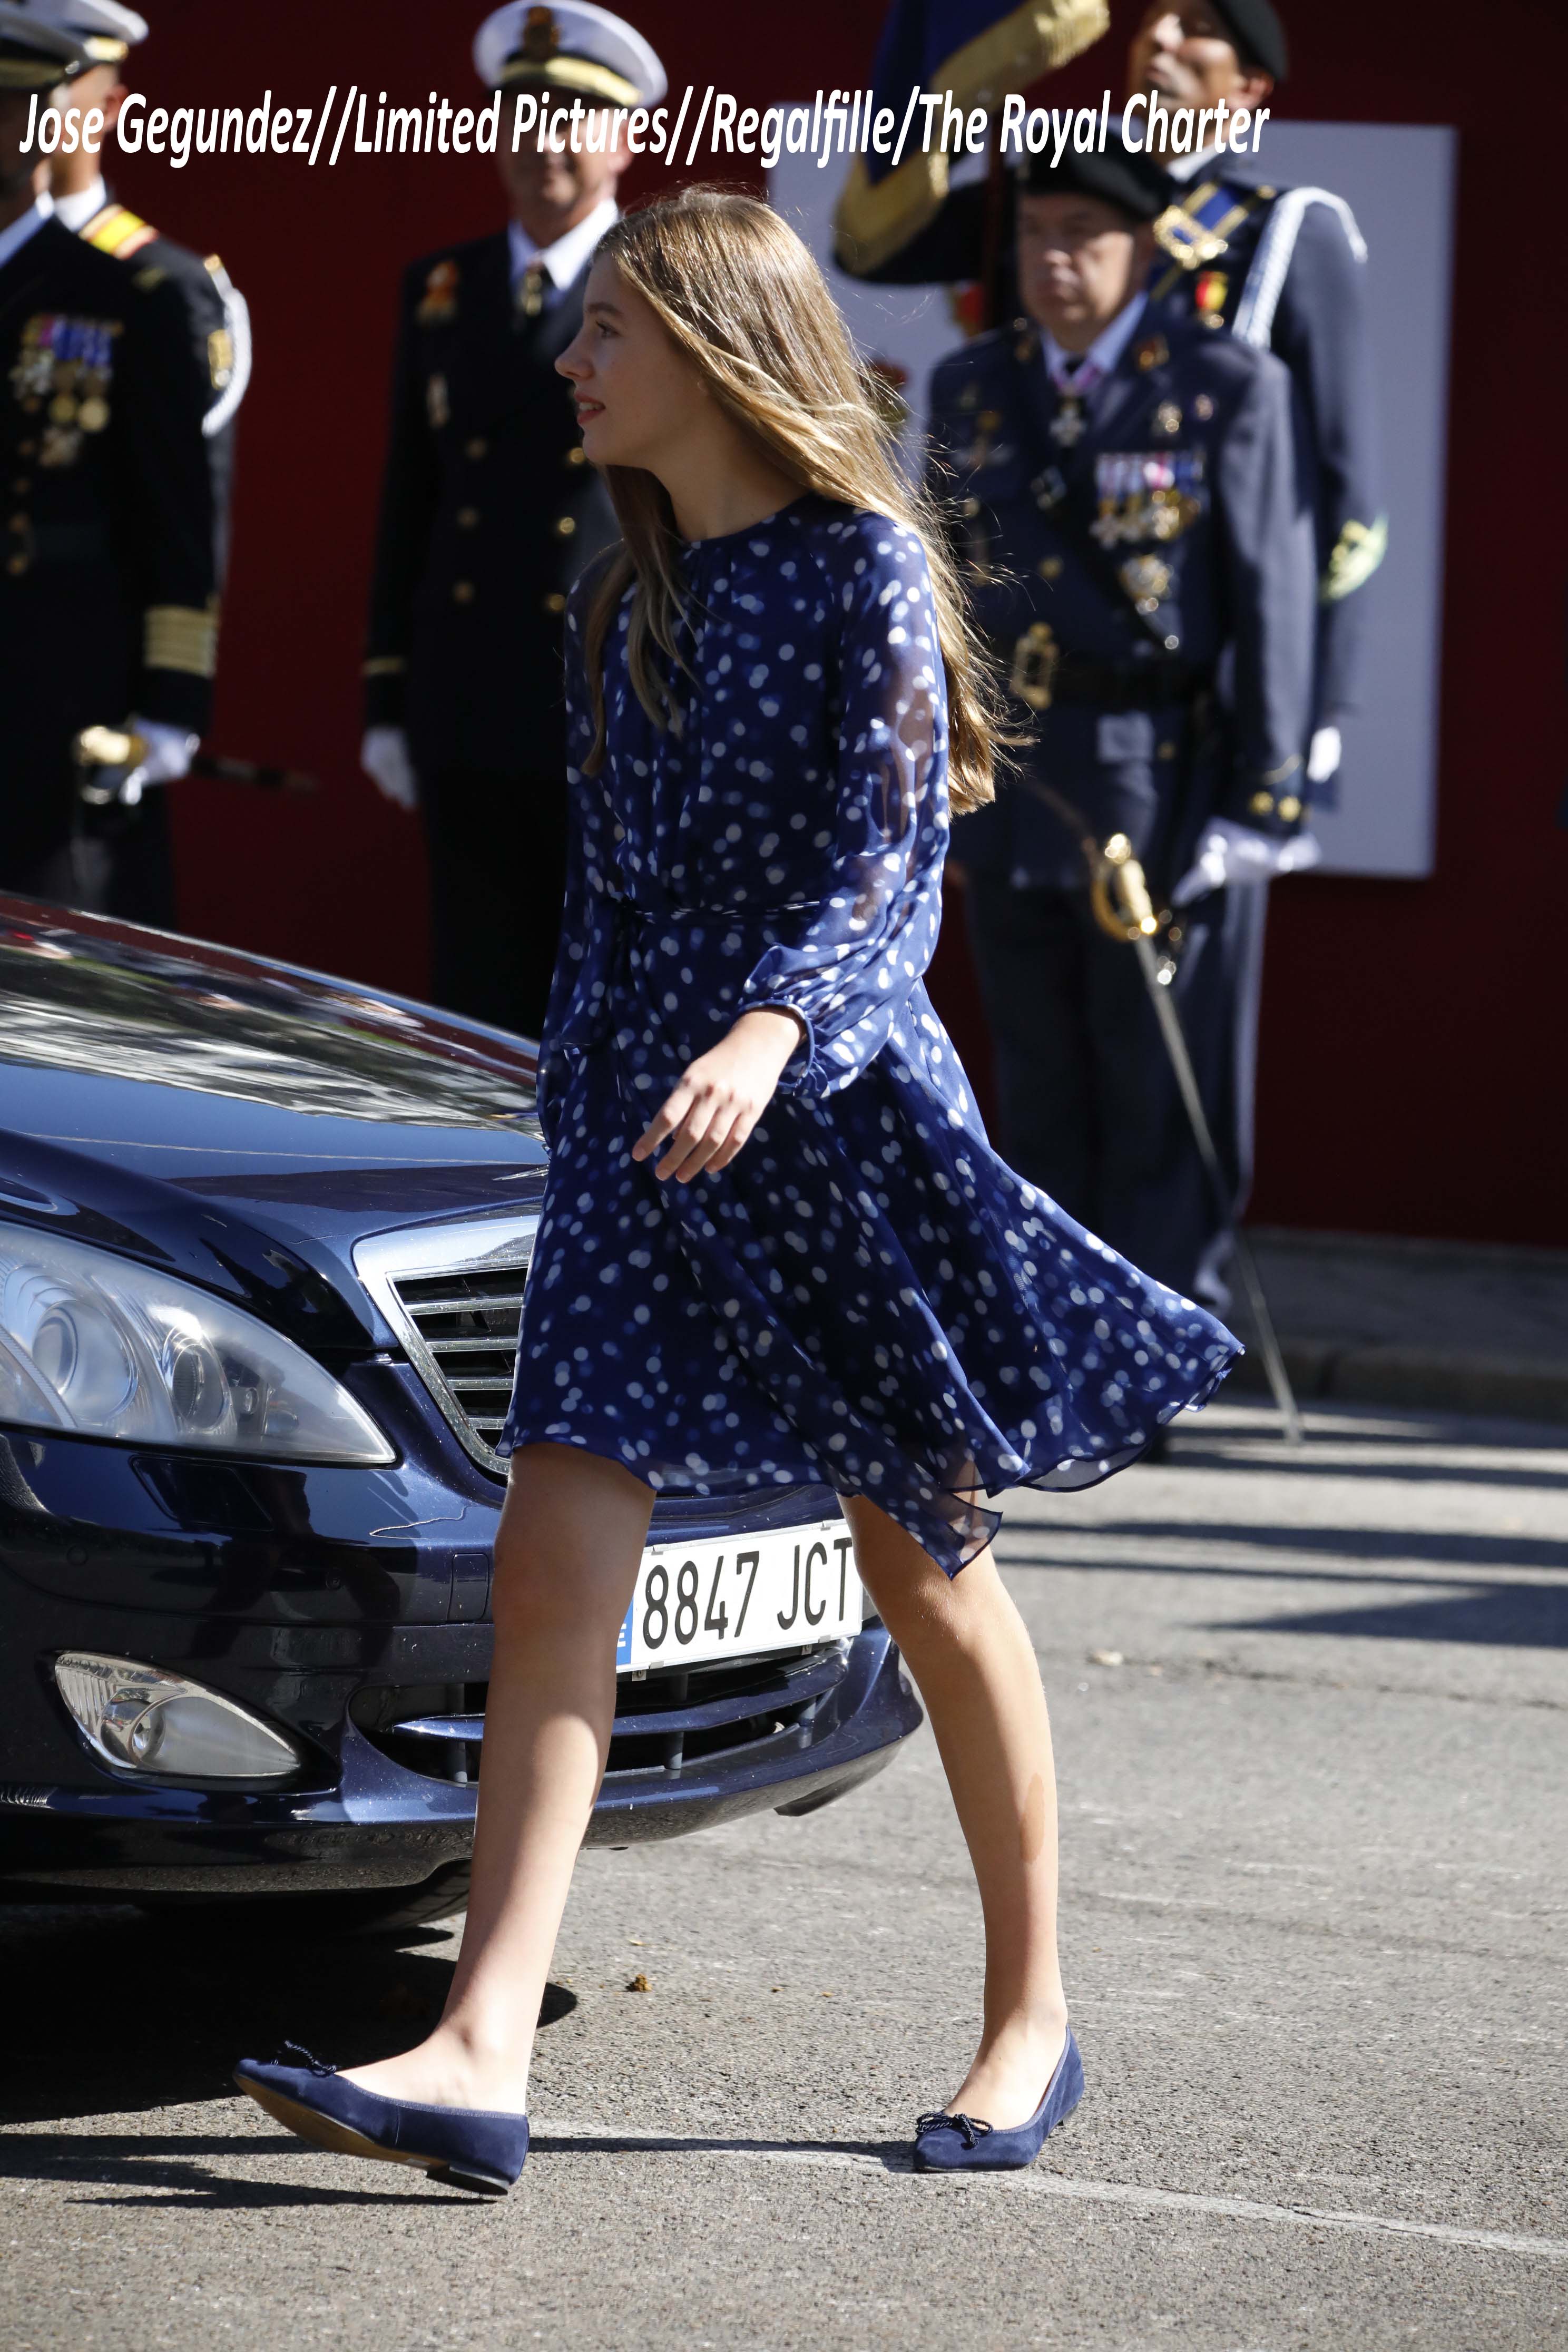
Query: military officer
0 2 216 922
927 131 1315 1308
1125 0 1383 798
18 0 250 577
362 1 665 1043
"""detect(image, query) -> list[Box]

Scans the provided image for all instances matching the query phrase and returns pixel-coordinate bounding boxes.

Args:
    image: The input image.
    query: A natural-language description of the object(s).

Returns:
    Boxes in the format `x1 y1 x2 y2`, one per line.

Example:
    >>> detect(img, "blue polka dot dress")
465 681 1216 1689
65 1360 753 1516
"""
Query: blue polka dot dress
497 493 1239 1574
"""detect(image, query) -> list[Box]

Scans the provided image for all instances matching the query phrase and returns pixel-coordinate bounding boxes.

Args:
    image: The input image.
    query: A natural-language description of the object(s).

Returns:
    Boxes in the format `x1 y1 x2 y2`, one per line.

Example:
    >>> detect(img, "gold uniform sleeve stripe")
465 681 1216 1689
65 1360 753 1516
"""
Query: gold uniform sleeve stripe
145 605 220 679
362 655 407 678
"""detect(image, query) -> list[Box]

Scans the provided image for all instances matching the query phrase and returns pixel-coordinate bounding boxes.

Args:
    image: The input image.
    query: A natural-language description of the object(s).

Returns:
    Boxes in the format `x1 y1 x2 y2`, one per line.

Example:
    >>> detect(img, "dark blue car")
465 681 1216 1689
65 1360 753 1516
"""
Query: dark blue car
0 897 922 1933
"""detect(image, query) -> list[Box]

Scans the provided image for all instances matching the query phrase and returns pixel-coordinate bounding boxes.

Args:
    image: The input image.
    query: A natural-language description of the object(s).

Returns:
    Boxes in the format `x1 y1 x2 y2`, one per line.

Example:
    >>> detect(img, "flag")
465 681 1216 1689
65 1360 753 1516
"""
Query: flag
832 0 1109 276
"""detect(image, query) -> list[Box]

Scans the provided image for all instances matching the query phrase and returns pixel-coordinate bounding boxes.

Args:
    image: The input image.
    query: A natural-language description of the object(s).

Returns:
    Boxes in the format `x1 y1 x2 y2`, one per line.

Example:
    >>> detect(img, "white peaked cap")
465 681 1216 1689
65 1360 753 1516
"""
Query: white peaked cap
0 1 89 81
11 0 148 63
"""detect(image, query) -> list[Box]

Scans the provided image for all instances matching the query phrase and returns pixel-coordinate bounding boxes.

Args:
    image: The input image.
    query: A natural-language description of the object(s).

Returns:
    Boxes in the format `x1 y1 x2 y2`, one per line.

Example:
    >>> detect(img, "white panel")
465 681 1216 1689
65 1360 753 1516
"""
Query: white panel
771 122 1458 880
769 142 963 442
1258 124 1456 878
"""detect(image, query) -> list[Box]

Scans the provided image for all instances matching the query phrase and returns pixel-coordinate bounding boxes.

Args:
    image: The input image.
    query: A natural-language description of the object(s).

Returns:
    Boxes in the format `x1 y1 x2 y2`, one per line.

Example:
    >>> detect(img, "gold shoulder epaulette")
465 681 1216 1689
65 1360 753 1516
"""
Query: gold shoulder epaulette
81 201 159 262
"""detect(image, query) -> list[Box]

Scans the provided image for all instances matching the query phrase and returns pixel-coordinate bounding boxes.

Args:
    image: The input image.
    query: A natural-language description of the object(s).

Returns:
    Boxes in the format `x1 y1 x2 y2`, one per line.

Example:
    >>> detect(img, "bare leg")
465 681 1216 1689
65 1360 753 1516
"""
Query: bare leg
842 1494 1069 2130
342 1443 653 2112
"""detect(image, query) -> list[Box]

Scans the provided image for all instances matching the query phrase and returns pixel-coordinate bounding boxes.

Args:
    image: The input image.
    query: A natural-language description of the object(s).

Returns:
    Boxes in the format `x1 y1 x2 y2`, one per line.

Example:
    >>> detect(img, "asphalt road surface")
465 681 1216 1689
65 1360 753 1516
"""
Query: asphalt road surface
4 1400 1564 2350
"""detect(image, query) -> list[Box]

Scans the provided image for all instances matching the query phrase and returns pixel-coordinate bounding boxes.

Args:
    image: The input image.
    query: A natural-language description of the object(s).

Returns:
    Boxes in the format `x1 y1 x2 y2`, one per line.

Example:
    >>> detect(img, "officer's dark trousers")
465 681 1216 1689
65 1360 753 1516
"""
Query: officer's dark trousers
965 876 1267 1311
0 794 177 929
421 764 568 1043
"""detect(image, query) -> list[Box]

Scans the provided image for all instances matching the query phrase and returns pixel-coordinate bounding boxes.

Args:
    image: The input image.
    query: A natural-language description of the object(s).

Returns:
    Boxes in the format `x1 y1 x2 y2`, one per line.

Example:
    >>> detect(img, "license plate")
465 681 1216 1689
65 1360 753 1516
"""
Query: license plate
617 1518 860 1672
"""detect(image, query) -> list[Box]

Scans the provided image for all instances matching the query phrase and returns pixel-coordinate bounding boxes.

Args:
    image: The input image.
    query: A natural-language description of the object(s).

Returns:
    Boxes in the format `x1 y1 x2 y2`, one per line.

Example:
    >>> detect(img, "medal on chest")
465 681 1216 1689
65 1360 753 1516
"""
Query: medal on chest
1046 348 1104 448
1090 449 1206 547
416 259 459 327
1119 554 1174 614
1049 396 1086 448
10 315 119 467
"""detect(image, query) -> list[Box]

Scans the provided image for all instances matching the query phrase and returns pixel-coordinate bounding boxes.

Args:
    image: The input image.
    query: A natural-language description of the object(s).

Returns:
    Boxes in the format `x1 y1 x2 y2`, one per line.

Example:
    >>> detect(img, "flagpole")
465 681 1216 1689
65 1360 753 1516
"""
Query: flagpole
978 106 1011 331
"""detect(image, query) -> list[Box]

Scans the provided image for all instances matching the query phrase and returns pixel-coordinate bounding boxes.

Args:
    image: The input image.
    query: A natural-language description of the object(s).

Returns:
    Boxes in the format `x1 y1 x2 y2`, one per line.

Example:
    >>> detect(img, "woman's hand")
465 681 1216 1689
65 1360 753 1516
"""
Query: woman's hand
632 1008 805 1182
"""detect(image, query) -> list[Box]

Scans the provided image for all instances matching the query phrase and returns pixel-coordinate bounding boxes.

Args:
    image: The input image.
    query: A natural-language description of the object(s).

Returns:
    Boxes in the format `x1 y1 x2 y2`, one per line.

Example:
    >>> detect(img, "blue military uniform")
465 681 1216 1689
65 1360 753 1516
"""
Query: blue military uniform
927 199 1315 1304
1141 157 1383 734
835 0 1382 764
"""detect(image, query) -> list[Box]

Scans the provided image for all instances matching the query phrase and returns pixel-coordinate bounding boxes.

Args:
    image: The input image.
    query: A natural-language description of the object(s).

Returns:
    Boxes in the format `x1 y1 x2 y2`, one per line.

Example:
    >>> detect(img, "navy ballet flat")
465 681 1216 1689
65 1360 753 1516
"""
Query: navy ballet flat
233 2043 528 2195
913 2027 1084 2172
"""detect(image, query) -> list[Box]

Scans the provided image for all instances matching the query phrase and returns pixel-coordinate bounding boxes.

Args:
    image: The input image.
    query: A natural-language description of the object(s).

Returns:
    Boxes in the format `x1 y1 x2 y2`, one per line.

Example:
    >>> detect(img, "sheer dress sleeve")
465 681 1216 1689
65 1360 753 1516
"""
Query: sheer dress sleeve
737 524 949 1095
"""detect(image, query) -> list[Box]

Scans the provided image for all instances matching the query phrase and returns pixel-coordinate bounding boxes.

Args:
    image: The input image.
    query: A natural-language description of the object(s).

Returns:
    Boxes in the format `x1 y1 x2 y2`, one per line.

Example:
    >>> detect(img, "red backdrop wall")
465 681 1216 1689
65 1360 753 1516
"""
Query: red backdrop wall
105 0 1567 1244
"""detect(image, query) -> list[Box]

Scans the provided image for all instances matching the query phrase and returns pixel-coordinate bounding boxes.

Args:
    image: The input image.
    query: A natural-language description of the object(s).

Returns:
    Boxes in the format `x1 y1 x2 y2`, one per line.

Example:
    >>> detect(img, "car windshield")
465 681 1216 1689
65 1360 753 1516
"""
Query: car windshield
0 923 539 1133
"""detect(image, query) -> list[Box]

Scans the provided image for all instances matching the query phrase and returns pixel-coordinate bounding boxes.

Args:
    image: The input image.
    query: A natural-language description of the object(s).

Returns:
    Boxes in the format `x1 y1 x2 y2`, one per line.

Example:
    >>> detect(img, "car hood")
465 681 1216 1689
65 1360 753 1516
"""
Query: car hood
0 898 548 1348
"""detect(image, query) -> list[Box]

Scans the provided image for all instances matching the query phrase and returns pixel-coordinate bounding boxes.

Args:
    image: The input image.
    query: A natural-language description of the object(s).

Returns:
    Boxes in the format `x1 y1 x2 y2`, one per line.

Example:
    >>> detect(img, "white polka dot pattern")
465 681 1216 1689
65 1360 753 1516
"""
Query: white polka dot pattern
497 495 1239 1573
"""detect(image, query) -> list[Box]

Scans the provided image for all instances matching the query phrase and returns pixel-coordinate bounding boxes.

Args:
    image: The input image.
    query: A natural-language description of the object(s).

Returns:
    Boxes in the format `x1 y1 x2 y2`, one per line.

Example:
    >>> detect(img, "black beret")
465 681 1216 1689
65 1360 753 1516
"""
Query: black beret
1017 128 1174 224
1207 0 1288 81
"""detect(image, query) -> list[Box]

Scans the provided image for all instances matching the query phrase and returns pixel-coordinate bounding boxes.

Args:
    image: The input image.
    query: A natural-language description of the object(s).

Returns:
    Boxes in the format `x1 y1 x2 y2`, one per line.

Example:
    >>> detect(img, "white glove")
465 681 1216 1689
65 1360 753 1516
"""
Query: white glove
1171 817 1322 907
119 715 199 807
362 725 420 812
1307 725 1342 786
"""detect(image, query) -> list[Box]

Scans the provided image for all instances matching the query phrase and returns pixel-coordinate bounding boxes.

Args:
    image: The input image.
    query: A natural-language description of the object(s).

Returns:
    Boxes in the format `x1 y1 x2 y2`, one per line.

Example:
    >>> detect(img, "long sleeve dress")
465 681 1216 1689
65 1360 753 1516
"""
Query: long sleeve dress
496 493 1239 1574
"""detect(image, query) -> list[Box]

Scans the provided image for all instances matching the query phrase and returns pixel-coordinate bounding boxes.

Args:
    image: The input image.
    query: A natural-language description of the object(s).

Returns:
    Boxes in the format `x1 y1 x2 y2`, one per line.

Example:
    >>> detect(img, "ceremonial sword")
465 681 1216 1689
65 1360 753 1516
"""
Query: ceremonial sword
71 724 319 803
1014 775 1304 1444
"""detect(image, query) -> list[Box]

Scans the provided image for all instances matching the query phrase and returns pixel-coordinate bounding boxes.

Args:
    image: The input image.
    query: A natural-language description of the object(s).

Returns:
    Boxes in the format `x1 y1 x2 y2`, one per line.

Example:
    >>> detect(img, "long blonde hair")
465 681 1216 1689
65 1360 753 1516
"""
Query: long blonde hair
577 186 1002 816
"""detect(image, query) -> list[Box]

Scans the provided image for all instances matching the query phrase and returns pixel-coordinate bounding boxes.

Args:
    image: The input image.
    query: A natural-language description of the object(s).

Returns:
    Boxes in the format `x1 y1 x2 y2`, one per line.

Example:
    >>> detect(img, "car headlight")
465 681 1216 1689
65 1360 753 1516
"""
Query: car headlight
54 1652 301 1777
0 1222 393 1463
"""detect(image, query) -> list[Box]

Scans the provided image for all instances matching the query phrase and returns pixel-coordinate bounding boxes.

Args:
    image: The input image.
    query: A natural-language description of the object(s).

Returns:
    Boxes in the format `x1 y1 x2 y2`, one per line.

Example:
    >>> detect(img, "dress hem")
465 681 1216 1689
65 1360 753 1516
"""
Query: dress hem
494 1340 1241 1580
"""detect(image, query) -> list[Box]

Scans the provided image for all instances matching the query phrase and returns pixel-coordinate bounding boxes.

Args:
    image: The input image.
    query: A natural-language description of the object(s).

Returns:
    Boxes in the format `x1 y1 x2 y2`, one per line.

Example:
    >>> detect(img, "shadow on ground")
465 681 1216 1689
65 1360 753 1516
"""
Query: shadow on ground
1218 1584 1568 1648
0 2123 915 2211
0 1901 574 2127
1018 1521 1568 1575
1168 1445 1568 1492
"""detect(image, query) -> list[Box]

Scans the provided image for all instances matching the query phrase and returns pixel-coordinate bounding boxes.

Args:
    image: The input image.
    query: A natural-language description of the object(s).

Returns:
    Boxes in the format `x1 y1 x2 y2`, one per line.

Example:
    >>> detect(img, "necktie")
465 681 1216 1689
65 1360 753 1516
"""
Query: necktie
516 262 551 320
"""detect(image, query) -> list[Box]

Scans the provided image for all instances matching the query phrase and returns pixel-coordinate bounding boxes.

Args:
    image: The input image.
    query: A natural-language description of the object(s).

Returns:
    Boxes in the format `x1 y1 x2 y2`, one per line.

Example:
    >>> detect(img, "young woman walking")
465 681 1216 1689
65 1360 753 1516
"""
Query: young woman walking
236 189 1237 2191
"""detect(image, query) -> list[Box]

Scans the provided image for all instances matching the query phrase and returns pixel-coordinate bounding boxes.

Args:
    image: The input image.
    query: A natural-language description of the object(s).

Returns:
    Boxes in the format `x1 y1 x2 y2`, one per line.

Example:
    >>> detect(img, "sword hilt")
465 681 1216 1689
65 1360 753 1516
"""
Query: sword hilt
72 724 150 806
1089 832 1164 944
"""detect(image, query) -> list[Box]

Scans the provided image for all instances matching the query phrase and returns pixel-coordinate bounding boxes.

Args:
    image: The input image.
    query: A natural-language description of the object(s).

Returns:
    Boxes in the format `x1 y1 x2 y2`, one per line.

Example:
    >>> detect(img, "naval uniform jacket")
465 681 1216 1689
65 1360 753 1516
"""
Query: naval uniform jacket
362 231 620 784
926 309 1316 896
0 217 216 879
68 191 248 579
1144 159 1383 724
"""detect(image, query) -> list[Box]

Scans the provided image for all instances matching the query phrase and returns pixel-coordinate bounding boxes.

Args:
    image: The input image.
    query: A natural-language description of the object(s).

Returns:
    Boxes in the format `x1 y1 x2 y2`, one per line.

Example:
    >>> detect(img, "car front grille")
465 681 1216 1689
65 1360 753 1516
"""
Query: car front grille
355 1210 541 1474
351 1642 852 1785
387 1265 527 1446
